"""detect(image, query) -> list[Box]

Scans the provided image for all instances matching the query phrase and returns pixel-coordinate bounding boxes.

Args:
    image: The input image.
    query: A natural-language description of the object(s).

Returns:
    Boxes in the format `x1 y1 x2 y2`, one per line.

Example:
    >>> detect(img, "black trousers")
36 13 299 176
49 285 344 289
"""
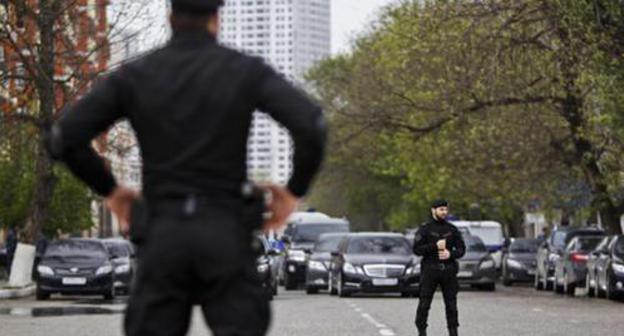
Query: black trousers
124 198 270 336
415 263 459 330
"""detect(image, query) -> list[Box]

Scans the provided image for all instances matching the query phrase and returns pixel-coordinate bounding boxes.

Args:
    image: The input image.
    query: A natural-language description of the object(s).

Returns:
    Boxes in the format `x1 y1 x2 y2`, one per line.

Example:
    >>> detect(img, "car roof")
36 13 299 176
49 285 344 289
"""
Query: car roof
451 221 502 228
318 232 348 239
346 232 406 238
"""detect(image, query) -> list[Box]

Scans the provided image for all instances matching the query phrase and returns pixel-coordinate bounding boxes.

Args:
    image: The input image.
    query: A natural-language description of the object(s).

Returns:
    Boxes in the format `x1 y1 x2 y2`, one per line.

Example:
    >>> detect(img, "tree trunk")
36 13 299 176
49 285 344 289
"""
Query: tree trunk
23 0 57 244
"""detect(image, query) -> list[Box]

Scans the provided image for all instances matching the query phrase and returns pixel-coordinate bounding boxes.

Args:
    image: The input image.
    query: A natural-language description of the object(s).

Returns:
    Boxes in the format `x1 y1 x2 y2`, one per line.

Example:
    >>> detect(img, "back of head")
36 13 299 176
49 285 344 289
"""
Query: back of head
170 0 224 32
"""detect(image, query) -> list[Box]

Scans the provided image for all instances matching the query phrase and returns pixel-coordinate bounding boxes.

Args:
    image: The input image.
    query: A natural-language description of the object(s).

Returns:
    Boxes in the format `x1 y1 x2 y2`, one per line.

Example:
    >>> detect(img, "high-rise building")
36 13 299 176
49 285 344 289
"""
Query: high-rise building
218 0 331 185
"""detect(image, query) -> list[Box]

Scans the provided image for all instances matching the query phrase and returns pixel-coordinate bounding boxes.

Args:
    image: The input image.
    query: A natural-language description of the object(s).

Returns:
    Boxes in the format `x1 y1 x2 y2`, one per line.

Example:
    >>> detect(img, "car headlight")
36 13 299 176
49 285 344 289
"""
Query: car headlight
115 264 131 274
612 263 624 274
406 264 421 275
96 265 113 276
308 260 326 271
506 259 524 269
37 265 54 276
257 263 269 273
480 259 495 269
343 262 358 274
287 250 306 262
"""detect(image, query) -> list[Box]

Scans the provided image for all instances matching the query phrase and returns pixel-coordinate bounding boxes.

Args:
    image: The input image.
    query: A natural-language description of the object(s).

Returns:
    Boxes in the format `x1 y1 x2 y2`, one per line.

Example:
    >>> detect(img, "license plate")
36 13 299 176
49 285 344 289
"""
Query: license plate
62 277 87 285
527 270 536 275
372 278 398 286
457 271 473 278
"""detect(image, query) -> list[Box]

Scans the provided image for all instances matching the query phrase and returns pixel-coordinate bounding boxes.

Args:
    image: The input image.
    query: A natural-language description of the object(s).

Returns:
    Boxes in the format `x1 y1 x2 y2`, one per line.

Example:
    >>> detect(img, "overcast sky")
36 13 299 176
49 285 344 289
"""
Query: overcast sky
331 0 396 54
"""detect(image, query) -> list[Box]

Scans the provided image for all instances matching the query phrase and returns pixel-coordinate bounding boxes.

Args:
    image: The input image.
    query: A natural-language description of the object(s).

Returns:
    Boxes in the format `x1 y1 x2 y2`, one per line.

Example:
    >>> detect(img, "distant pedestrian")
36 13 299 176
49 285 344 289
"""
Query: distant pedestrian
5 227 17 276
413 200 466 336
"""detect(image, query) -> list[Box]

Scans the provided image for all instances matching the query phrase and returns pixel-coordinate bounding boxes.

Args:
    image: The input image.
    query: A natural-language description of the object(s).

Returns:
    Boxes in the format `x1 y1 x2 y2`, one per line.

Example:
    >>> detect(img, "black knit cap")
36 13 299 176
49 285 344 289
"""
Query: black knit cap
431 199 449 209
171 0 224 14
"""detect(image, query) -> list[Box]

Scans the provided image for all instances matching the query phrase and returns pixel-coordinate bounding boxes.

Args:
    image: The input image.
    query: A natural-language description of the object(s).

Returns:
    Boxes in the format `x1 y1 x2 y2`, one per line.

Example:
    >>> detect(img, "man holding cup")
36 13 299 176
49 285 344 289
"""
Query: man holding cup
413 200 466 336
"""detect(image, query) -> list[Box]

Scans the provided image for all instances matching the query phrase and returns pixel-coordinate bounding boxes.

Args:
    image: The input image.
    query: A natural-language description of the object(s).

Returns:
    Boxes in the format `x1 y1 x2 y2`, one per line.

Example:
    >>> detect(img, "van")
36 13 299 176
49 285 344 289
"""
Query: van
451 221 505 269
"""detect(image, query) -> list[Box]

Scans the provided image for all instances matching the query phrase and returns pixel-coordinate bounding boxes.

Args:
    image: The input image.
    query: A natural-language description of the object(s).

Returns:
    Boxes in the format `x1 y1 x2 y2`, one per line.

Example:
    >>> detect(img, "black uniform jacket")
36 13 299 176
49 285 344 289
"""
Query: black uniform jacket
413 218 466 266
49 31 327 200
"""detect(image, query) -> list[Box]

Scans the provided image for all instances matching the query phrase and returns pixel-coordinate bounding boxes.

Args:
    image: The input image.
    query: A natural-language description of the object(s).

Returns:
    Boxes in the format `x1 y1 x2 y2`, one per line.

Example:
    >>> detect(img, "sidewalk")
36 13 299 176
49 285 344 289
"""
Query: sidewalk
0 280 35 300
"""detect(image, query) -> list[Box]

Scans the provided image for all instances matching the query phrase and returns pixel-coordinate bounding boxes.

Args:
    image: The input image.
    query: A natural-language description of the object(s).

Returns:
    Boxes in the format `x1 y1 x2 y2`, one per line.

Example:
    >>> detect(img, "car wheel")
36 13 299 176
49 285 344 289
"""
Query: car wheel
564 272 575 296
597 276 607 298
543 269 553 291
36 288 50 301
306 286 319 295
585 273 595 297
337 272 350 298
284 273 297 291
103 286 115 301
481 283 496 291
535 272 544 290
605 272 618 301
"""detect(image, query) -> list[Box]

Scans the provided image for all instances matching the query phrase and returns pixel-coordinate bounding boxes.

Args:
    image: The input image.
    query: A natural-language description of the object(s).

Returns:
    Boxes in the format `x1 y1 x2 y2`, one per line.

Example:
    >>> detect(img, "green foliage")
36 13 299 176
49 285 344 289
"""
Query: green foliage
0 123 94 237
307 0 624 234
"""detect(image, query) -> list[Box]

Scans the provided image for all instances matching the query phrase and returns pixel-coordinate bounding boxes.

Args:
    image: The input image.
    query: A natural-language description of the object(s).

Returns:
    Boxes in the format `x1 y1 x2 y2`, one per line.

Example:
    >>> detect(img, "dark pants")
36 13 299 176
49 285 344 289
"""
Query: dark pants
124 198 270 336
415 263 459 330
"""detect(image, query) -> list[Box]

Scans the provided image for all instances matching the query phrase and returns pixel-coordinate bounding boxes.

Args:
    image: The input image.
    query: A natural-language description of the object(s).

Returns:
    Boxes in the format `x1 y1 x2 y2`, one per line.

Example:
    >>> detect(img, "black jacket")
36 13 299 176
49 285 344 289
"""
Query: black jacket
413 218 466 265
50 31 327 199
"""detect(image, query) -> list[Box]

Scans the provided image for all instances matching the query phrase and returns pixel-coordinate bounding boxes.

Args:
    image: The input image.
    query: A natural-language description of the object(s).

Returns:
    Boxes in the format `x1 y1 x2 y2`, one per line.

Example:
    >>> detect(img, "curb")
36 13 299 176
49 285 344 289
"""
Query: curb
0 284 36 300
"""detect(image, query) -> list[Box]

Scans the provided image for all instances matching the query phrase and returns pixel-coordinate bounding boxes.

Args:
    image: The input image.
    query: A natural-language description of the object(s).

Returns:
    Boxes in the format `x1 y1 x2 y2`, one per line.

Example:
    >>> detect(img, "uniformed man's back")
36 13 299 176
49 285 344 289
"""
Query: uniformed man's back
49 1 326 335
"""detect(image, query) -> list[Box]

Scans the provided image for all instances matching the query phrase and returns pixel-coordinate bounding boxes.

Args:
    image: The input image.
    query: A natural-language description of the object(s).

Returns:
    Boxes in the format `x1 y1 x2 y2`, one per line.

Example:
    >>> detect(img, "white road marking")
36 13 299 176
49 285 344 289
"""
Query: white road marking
347 303 397 336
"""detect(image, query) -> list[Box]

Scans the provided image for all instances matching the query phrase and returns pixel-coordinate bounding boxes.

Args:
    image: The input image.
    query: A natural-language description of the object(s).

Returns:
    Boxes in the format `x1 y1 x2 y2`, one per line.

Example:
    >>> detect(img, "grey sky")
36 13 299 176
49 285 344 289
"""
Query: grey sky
331 0 396 54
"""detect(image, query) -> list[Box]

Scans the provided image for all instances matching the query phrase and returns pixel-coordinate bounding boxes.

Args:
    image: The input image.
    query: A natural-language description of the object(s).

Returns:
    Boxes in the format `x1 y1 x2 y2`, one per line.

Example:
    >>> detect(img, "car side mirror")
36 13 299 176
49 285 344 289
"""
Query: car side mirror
110 255 120 260
281 236 291 245
330 250 340 257
303 248 312 254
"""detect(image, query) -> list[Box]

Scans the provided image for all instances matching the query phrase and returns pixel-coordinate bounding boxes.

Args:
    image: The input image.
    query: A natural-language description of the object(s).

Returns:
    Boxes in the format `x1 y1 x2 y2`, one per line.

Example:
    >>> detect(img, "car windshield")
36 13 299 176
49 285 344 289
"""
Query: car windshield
292 223 349 243
466 226 502 246
346 236 411 255
45 240 107 258
613 237 624 257
552 231 603 249
314 235 345 252
510 239 540 253
104 242 130 257
465 236 487 252
573 237 603 253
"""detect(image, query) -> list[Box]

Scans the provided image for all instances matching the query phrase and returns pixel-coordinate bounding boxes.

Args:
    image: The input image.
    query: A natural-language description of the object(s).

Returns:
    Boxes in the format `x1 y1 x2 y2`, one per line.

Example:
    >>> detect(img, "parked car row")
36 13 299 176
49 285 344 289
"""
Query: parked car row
35 238 136 301
529 226 624 301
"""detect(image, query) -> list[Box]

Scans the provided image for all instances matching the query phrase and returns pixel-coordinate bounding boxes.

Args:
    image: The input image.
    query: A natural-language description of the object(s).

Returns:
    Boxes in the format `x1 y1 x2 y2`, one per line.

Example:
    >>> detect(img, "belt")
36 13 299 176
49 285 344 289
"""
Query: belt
426 262 453 271
148 182 263 218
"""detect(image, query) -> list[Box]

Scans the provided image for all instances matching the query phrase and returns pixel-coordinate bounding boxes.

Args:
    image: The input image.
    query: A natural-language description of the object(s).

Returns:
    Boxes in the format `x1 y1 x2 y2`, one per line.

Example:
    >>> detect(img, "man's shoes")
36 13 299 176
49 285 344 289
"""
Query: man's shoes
418 329 427 336
448 328 458 336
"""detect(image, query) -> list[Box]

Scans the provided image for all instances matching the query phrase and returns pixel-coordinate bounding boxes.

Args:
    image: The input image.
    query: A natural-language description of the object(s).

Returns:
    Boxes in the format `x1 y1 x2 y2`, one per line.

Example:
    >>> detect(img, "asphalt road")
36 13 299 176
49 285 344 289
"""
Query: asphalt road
0 284 622 336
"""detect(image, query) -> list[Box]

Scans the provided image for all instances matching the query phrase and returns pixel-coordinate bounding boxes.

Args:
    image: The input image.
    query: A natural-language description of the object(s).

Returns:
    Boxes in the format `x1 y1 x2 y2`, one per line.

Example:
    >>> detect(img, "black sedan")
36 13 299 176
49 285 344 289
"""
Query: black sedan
553 235 604 295
457 235 496 291
305 232 347 294
586 235 624 300
102 239 136 295
502 238 540 286
328 233 420 298
36 239 116 300
254 236 280 300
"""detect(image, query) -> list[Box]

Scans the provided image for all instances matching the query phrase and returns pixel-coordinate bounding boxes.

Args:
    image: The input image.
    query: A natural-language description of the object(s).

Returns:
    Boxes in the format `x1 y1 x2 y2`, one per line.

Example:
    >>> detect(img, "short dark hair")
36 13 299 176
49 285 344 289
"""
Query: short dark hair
170 10 215 31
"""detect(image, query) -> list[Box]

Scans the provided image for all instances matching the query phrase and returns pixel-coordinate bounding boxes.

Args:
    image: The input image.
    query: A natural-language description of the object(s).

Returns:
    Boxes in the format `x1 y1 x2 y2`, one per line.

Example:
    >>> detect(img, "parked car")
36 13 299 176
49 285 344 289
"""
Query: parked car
586 235 624 300
535 227 604 291
457 235 496 291
305 233 348 294
254 236 280 300
36 239 116 300
452 221 505 269
501 238 540 286
328 233 420 298
280 212 350 290
101 239 136 295
553 235 604 295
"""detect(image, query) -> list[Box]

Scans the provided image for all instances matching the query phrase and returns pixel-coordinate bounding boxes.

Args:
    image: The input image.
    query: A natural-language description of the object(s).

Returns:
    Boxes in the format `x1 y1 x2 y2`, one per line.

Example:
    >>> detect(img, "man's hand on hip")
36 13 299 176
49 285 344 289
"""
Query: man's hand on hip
106 186 139 236
262 184 299 232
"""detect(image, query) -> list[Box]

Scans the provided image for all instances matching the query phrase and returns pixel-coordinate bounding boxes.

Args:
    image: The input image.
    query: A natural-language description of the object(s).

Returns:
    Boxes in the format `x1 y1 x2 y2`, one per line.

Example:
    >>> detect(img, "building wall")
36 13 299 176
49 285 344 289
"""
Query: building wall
219 0 331 186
